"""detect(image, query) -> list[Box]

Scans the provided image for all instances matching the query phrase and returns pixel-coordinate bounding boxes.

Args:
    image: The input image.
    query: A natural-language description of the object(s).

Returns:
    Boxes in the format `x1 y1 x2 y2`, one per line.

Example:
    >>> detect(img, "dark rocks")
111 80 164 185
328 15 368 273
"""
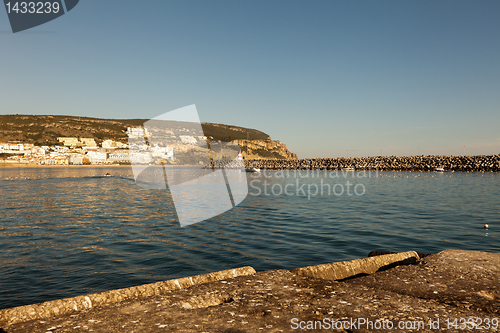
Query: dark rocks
246 154 500 172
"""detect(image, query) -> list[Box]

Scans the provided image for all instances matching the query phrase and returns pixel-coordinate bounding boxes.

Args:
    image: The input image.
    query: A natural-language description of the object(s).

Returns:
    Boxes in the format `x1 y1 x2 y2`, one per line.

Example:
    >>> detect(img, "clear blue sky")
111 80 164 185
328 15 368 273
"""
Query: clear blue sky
1 0 499 158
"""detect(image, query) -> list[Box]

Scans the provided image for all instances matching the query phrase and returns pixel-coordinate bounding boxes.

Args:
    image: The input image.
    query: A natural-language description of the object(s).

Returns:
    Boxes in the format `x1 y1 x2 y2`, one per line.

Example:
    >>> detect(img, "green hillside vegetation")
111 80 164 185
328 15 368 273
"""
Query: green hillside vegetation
0 115 270 146
201 123 269 142
252 148 286 159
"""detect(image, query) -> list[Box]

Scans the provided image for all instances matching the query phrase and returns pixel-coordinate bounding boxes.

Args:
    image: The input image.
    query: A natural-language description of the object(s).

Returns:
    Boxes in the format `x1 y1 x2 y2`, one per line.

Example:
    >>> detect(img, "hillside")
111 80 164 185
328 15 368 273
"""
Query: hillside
0 115 296 159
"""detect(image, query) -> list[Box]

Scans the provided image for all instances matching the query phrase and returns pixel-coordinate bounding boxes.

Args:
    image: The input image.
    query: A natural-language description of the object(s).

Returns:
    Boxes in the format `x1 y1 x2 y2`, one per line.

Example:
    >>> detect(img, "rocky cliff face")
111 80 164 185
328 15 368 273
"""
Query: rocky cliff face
230 139 297 159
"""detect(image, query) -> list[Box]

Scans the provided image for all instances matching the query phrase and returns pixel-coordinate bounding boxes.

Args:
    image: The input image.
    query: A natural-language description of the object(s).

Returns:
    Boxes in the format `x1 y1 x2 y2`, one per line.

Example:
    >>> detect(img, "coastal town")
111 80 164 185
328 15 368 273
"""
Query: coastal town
0 127 176 166
0 117 298 166
0 115 298 167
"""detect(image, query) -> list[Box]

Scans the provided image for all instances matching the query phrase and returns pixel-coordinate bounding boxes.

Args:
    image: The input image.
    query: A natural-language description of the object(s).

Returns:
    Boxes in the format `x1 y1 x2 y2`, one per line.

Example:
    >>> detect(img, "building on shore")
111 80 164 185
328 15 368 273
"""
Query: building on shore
102 140 128 149
57 137 99 148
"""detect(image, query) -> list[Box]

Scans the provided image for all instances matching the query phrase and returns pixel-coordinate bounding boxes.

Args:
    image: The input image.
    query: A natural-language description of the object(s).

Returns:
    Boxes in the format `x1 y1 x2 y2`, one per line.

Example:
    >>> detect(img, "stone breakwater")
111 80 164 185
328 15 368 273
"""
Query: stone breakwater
0 267 257 327
0 252 416 327
246 154 500 172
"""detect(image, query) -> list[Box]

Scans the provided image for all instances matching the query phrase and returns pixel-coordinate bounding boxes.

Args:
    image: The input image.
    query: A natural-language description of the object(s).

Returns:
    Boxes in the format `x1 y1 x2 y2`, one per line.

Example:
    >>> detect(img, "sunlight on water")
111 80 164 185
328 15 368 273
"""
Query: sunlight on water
0 166 499 309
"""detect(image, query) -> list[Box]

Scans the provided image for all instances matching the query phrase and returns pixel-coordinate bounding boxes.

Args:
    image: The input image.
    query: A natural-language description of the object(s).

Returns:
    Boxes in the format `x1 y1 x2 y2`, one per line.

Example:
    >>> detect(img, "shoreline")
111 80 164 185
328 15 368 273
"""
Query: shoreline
3 153 499 172
0 164 132 168
2 153 500 172
0 164 205 168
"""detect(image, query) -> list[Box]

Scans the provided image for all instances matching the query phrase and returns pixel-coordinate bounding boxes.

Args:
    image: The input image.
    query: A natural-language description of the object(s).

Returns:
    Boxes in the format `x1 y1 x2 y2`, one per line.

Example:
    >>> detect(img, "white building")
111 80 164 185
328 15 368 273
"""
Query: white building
68 154 84 165
31 147 46 155
180 135 197 145
80 138 97 147
127 127 150 137
151 146 174 161
86 151 108 164
129 152 153 164
108 152 130 163
102 140 127 149
58 137 80 147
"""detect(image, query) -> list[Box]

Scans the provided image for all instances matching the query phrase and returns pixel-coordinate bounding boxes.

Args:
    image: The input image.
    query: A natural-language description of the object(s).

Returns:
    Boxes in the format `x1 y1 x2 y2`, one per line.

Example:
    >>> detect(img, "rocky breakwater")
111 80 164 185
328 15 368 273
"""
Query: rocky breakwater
245 154 500 172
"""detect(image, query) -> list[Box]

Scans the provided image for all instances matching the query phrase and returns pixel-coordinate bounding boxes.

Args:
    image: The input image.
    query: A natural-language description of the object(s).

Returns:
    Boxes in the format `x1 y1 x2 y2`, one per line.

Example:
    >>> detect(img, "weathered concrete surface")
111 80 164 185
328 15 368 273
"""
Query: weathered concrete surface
290 251 419 281
0 266 256 327
347 249 500 315
2 250 499 333
368 250 433 259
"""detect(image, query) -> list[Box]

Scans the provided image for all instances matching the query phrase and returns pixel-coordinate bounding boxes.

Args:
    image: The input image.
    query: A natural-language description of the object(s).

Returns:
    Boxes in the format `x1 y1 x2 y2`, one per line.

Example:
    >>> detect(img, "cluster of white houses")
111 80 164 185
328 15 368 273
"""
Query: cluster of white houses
0 136 174 165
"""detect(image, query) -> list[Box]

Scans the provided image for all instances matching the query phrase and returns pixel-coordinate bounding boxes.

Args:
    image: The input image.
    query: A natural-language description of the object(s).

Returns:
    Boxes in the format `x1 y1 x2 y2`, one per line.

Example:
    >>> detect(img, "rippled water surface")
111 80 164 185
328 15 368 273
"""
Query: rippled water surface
1 166 499 309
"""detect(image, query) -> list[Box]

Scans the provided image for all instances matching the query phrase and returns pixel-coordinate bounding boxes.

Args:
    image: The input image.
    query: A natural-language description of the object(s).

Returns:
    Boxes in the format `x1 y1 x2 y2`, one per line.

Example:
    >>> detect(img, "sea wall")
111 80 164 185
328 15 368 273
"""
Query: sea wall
0 266 256 327
246 154 500 172
0 252 419 327
290 251 419 281
3 250 499 333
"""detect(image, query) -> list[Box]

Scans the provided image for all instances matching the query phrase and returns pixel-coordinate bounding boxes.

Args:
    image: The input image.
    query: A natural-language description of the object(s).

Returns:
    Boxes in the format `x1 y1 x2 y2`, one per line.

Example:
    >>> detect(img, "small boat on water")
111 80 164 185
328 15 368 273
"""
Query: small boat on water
343 167 355 171
105 172 112 177
245 167 260 173
434 167 445 172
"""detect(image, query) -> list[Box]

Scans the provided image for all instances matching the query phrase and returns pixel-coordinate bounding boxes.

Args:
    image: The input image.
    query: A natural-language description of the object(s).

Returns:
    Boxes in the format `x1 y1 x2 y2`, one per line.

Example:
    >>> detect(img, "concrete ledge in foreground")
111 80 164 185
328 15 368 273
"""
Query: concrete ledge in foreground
290 250 420 281
0 266 256 327
3 250 500 332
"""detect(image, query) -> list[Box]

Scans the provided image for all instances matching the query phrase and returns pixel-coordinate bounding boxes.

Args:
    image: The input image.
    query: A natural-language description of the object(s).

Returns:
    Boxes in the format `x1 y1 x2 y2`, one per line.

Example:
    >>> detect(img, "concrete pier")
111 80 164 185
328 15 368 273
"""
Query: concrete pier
290 251 419 281
0 267 256 327
1 250 499 332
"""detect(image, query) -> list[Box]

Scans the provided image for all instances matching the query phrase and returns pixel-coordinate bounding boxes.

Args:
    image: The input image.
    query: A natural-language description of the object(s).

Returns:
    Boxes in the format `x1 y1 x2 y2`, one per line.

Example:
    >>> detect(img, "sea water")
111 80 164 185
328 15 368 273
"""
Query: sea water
0 166 498 309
